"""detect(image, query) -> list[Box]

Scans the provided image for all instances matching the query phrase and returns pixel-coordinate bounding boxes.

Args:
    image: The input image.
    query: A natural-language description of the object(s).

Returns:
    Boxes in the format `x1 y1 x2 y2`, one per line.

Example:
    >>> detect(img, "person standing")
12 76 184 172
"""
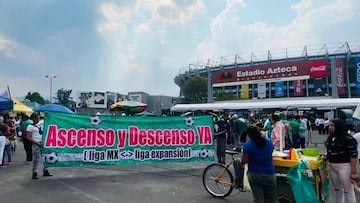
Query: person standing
325 118 357 203
315 117 325 134
2 117 14 165
0 116 7 166
232 114 248 151
353 131 360 164
299 116 308 148
271 113 286 151
26 113 52 179
214 114 230 164
242 126 277 203
263 114 273 140
324 117 330 135
289 115 300 148
20 114 33 162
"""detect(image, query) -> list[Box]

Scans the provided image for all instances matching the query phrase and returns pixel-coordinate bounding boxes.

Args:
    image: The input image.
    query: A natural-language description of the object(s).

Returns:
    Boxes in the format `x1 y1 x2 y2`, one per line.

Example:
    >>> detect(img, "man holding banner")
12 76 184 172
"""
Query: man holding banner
26 113 52 179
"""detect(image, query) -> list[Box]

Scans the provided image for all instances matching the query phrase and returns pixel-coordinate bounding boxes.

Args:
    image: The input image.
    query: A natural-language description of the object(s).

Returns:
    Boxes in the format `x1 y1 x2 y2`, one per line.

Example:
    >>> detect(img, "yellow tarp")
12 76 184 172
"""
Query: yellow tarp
12 98 33 113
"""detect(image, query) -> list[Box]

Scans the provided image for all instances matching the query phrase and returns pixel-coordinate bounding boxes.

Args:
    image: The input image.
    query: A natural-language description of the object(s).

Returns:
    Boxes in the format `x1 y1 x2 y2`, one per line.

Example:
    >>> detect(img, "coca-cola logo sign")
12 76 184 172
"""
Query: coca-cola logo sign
310 61 328 78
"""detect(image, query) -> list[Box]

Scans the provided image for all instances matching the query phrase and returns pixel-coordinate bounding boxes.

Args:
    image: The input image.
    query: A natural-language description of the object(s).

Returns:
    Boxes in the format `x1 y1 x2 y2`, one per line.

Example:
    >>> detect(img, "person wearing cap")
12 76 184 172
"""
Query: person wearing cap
26 113 52 179
0 116 7 166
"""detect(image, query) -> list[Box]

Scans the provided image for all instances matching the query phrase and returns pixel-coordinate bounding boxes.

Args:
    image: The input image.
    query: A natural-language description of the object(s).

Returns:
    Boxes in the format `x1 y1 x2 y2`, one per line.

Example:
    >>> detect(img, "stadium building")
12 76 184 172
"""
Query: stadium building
174 41 360 102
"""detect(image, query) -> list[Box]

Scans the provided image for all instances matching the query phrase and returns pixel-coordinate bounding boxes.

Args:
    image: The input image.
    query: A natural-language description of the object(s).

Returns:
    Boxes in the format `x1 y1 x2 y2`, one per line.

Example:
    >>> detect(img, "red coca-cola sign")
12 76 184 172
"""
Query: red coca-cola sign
310 61 328 78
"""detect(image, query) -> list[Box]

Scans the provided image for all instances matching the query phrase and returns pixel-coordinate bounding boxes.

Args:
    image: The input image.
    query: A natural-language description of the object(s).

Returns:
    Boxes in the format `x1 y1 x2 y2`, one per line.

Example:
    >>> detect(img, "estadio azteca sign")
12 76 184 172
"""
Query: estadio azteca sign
237 66 297 77
212 59 328 84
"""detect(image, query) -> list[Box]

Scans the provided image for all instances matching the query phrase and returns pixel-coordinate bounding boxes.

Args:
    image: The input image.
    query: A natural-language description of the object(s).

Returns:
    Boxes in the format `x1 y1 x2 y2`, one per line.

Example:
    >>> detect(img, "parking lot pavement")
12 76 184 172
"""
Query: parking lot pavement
0 144 254 203
1 131 358 203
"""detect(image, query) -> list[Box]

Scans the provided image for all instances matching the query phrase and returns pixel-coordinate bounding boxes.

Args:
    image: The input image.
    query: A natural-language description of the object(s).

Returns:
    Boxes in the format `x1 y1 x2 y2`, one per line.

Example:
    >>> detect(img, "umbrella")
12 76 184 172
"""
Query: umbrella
34 104 74 114
12 98 33 114
110 100 147 113
0 96 13 110
135 110 155 116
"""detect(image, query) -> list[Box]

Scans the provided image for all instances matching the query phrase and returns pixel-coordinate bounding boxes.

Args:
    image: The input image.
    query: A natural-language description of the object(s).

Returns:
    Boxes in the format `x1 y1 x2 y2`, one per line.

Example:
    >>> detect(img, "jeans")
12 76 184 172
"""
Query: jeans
32 144 48 174
248 172 278 203
3 143 12 163
0 136 5 165
329 162 356 203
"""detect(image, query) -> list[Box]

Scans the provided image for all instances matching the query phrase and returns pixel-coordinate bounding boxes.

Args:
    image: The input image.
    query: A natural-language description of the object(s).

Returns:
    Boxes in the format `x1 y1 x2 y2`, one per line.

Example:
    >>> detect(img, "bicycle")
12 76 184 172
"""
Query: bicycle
202 149 244 197
202 149 297 202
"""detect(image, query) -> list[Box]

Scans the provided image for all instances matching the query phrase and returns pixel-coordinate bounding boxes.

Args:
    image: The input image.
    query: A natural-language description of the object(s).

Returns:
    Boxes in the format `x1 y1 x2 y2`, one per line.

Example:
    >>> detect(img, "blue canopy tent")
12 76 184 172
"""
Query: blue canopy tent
0 96 13 110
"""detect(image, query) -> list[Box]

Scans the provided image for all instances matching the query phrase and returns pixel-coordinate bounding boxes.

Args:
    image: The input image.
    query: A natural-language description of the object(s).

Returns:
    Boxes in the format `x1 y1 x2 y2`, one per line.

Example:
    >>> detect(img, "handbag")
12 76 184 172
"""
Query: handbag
286 161 320 203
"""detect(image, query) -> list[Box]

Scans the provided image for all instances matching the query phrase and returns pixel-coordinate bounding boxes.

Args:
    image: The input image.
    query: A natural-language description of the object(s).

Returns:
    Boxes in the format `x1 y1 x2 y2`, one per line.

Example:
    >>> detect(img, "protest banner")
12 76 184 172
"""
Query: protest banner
41 113 215 167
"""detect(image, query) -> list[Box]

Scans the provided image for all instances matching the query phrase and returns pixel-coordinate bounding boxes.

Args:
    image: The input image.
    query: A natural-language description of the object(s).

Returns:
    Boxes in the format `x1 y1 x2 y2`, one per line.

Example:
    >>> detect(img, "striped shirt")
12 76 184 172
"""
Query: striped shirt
326 134 358 163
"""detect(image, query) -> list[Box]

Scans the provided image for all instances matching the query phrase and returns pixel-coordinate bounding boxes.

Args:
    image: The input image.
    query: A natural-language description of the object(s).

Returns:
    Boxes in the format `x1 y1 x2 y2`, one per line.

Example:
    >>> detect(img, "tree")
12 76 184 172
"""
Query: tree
183 75 207 103
55 88 74 107
25 92 46 105
214 90 237 101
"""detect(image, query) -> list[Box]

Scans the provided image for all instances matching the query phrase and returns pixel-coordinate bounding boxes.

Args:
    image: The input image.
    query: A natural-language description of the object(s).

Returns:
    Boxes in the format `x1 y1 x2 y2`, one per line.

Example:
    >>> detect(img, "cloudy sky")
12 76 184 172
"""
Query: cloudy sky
0 0 359 99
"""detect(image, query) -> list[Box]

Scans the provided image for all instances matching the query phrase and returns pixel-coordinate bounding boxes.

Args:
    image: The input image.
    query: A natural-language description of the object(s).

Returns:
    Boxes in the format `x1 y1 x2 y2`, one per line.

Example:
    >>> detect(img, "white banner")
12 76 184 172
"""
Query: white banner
258 83 266 99
76 91 107 108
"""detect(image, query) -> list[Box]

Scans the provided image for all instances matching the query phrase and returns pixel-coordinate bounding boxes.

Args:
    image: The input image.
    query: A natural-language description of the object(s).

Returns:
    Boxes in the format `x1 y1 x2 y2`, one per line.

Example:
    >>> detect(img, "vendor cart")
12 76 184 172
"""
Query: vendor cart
273 149 329 203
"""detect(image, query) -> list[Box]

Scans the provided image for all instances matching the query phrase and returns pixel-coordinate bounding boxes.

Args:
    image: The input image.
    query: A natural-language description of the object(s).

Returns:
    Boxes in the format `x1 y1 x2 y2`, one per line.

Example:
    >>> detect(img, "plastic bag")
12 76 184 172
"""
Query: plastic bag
286 161 320 203
243 164 251 191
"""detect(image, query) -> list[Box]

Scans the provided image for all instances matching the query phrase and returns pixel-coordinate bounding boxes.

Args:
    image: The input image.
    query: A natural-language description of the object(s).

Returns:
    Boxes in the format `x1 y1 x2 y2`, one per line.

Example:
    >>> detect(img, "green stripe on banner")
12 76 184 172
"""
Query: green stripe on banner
41 113 215 167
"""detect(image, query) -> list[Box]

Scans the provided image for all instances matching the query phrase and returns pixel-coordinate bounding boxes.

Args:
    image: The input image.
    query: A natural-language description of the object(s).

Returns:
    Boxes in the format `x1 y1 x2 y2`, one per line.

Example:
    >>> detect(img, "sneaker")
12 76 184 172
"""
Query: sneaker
32 172 38 180
43 170 53 177
7 162 12 165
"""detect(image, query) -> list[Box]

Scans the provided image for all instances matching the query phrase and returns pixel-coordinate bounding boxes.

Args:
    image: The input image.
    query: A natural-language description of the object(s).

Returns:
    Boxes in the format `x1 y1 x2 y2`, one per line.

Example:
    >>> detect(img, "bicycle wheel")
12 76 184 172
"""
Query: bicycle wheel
202 163 234 197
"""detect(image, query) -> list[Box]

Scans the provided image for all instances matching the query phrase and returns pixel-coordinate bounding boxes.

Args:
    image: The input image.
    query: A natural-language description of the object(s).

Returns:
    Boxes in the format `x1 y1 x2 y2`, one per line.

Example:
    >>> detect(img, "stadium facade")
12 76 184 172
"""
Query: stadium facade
174 41 360 102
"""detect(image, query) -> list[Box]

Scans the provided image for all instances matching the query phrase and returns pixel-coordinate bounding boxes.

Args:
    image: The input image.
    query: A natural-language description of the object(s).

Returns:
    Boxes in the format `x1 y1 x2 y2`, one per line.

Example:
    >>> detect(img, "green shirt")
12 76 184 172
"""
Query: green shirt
20 119 33 132
289 120 300 135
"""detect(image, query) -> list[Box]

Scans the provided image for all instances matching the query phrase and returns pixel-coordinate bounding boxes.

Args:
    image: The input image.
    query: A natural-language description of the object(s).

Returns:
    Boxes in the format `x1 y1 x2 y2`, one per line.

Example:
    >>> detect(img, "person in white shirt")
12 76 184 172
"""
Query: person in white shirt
353 132 360 164
315 117 325 134
0 116 7 166
324 118 330 134
26 113 52 179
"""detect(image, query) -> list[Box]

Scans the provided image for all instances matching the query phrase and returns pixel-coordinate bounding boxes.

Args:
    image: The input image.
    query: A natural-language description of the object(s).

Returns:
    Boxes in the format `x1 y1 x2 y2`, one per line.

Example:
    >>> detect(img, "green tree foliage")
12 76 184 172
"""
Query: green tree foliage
25 92 46 105
55 88 74 108
214 90 237 101
183 75 207 103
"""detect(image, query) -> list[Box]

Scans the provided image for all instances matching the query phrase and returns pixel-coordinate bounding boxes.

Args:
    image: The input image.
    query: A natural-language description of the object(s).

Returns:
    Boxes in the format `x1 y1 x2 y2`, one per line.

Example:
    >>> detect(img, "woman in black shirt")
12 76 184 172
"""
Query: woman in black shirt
325 118 357 203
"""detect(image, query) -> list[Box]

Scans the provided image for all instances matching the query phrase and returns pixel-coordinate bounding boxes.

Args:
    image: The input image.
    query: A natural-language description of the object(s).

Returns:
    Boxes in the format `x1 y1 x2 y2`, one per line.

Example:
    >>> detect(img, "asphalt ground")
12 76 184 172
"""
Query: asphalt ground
0 140 253 203
0 131 358 203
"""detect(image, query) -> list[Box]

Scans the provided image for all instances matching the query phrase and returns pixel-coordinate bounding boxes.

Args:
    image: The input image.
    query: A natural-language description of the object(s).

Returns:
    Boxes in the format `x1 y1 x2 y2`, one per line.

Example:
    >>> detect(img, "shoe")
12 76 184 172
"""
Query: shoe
43 170 53 177
32 172 38 180
7 162 12 165
233 183 242 189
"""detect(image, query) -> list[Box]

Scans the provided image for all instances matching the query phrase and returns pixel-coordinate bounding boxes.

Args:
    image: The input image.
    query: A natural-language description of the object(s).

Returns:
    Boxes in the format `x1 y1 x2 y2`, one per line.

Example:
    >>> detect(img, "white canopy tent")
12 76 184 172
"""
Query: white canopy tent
170 98 360 112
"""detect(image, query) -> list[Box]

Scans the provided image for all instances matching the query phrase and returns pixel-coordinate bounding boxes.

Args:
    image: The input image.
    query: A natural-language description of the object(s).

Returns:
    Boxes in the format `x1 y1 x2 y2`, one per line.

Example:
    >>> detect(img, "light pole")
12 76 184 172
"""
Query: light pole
45 75 57 103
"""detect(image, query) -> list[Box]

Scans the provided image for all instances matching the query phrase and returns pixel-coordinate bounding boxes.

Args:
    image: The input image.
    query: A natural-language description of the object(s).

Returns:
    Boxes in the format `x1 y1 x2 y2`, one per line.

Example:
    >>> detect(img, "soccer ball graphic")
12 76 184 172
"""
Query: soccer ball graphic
184 117 194 126
199 148 209 159
90 116 102 126
44 152 58 164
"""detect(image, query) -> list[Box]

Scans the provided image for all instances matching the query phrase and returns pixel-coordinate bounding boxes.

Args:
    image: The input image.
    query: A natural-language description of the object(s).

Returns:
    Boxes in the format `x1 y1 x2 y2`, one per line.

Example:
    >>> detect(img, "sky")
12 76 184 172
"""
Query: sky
0 0 359 99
